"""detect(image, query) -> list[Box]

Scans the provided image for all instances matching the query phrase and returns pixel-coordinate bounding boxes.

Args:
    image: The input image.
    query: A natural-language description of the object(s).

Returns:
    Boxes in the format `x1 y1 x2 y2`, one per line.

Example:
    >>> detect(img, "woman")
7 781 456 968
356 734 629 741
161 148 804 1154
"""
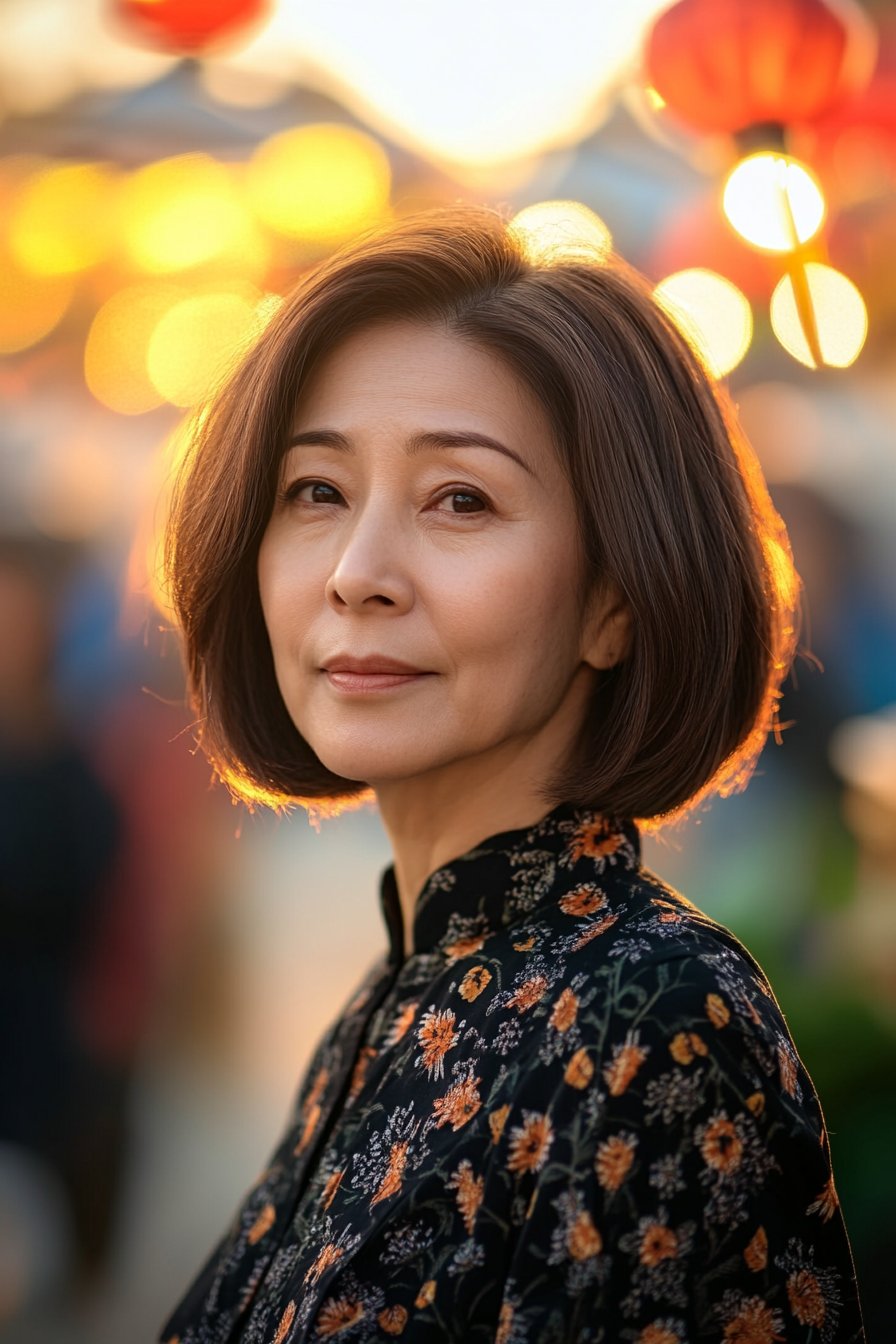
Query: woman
160 210 863 1343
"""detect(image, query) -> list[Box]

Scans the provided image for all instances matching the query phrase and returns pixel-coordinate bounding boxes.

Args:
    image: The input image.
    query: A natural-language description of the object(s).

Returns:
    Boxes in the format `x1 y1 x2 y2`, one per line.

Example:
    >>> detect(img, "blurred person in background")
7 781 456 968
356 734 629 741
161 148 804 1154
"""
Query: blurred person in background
0 538 121 1321
159 210 863 1343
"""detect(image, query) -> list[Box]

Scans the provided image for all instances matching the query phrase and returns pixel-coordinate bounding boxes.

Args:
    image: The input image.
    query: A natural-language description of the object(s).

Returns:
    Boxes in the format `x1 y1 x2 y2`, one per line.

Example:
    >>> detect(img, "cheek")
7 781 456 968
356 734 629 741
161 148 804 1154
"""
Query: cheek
257 530 317 661
437 531 582 676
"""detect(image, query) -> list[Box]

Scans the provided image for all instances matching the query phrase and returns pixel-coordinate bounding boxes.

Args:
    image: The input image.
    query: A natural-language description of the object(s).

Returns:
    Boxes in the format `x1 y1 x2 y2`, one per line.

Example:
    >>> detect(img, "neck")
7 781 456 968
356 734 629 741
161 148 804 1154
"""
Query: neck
374 670 593 954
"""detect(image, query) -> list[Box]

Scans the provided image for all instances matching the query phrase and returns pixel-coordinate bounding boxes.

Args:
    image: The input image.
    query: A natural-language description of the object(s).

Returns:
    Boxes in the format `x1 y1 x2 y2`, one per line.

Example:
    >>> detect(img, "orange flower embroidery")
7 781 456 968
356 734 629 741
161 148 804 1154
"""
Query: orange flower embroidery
744 1226 768 1272
778 1043 798 1097
651 898 682 924
559 884 606 917
417 1009 459 1079
669 1032 693 1065
506 975 548 1013
670 1031 709 1064
304 1067 329 1115
272 1301 296 1344
444 933 486 961
787 1270 827 1327
295 1066 329 1151
807 1174 839 1222
414 1280 436 1309
637 1325 682 1344
295 1103 321 1156
507 1110 554 1174
567 820 621 862
495 1302 514 1344
459 967 492 1002
564 1047 594 1089
489 1104 511 1144
246 1202 275 1245
304 1241 343 1285
722 1297 785 1344
568 1210 602 1260
386 1001 418 1045
347 1046 377 1103
549 986 579 1033
572 913 618 950
746 1091 765 1118
447 1159 484 1234
603 1031 650 1096
321 1169 344 1210
595 1133 637 1191
377 1305 408 1336
701 1115 743 1173
706 993 731 1028
316 1295 365 1337
513 936 536 951
640 1223 678 1266
432 1074 482 1131
370 1141 408 1207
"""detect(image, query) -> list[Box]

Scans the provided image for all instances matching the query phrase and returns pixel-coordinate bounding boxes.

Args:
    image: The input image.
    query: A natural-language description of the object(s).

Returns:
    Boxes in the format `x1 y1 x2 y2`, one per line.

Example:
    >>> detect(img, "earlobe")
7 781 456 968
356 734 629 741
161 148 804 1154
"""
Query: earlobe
582 590 632 671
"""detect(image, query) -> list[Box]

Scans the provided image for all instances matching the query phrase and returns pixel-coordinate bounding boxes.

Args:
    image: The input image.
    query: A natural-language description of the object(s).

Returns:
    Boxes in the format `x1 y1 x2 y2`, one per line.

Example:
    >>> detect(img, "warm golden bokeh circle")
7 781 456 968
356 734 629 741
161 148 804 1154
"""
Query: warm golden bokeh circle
246 123 391 248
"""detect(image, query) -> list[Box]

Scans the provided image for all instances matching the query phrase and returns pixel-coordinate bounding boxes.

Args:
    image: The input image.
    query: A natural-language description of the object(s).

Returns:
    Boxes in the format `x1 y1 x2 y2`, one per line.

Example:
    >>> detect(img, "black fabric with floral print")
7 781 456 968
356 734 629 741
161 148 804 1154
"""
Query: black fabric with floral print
161 806 864 1344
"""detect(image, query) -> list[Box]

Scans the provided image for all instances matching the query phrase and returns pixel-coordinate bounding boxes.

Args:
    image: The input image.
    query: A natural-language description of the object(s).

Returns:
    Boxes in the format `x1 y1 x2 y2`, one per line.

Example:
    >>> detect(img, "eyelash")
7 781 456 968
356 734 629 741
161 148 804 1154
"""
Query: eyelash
281 480 490 515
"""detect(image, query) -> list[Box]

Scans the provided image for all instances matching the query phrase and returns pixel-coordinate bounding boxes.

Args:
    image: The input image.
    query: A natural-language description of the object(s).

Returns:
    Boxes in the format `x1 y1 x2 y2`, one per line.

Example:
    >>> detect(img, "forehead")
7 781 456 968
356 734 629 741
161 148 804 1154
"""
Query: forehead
293 319 555 447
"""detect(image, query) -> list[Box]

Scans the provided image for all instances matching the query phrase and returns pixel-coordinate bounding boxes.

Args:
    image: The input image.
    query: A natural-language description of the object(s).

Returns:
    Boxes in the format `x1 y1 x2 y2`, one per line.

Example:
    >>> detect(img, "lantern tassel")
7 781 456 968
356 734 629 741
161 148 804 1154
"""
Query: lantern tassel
786 259 825 369
774 166 825 368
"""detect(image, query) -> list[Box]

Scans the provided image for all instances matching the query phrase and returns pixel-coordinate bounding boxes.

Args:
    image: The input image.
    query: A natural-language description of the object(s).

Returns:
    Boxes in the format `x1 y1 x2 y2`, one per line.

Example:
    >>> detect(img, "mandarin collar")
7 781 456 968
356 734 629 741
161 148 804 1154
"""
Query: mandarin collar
378 804 641 963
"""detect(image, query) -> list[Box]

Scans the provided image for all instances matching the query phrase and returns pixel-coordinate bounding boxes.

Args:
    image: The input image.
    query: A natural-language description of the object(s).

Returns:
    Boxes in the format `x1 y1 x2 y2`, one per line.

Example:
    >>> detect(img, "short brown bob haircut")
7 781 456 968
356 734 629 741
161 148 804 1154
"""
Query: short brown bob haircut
165 206 798 822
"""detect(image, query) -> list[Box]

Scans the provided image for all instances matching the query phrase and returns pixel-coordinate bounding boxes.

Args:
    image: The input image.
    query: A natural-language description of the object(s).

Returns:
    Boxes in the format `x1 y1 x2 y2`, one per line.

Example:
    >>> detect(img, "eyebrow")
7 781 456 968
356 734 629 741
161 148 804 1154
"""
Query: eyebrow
286 428 533 475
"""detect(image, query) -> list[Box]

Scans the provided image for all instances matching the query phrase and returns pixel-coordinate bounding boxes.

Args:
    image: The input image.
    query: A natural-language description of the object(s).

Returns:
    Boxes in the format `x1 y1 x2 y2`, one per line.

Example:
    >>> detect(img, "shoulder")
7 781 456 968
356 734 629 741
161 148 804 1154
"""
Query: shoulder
480 850 824 1150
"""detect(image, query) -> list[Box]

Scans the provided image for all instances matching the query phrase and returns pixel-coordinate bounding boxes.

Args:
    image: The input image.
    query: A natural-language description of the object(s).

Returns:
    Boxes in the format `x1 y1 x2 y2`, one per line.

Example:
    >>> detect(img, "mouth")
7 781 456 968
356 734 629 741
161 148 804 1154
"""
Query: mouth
320 655 434 694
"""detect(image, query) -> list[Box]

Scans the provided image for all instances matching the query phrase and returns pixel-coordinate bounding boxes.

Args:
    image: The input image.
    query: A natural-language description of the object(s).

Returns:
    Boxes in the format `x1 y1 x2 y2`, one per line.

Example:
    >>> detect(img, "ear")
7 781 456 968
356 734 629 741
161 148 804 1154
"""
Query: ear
581 584 632 671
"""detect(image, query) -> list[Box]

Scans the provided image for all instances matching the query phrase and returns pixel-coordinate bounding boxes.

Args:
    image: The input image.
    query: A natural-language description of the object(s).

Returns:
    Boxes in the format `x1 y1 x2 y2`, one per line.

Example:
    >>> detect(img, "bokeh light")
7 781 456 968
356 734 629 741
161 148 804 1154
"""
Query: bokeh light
246 123 391 248
723 153 826 253
145 288 267 406
9 162 117 275
735 382 824 485
653 268 753 377
770 263 868 369
0 244 73 352
120 153 252 272
830 708 896 813
509 200 612 265
84 283 184 415
25 439 119 540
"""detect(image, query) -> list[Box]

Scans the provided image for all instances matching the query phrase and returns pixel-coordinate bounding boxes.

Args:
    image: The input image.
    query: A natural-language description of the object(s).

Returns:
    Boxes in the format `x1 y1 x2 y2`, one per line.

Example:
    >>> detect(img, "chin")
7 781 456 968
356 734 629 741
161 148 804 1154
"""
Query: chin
306 730 454 789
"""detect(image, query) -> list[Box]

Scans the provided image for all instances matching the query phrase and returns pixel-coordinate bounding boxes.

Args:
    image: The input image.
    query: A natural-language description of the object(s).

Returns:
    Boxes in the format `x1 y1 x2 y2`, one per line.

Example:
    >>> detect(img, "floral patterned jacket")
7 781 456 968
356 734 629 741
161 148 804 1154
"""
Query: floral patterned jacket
161 807 864 1344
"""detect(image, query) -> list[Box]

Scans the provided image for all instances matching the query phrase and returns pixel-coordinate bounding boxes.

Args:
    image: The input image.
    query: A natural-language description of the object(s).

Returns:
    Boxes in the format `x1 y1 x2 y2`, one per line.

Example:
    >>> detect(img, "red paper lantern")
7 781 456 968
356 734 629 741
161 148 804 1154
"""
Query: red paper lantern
110 0 272 56
645 0 873 135
793 23 896 199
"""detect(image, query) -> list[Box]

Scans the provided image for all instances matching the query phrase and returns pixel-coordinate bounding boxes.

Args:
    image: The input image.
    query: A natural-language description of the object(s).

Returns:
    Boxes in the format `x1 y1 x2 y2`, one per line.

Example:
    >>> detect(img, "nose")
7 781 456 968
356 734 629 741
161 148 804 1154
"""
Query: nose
325 499 414 614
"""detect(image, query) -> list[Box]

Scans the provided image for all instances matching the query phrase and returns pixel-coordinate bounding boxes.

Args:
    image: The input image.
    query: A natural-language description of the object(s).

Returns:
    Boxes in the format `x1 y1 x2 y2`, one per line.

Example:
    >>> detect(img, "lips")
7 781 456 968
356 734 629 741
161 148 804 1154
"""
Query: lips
320 654 433 693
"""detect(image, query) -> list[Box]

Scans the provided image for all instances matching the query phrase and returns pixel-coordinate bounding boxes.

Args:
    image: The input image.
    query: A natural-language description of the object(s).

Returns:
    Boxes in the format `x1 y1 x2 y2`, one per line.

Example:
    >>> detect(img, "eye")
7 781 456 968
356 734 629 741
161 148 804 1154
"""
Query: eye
286 480 345 505
439 491 487 514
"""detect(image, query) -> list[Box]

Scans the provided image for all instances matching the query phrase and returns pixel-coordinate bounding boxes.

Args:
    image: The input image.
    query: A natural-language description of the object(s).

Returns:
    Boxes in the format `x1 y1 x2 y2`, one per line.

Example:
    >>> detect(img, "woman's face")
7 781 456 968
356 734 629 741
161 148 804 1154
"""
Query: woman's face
258 320 624 788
